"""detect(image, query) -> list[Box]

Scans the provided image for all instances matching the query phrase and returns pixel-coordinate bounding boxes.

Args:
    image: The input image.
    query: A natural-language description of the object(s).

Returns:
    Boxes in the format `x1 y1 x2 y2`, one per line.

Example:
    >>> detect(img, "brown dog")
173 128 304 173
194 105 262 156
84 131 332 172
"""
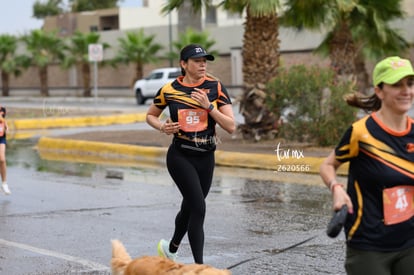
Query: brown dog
111 239 231 275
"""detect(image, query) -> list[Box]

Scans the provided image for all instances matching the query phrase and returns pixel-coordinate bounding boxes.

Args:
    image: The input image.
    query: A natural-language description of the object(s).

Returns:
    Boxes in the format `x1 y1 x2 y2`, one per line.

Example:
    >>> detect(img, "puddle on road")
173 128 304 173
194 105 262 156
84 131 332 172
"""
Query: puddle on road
8 138 334 213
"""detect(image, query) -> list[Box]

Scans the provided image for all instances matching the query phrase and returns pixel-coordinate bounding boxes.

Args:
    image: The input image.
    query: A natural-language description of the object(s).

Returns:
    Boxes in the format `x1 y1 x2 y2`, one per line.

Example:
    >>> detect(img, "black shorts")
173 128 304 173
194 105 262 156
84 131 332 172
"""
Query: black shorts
0 135 6 145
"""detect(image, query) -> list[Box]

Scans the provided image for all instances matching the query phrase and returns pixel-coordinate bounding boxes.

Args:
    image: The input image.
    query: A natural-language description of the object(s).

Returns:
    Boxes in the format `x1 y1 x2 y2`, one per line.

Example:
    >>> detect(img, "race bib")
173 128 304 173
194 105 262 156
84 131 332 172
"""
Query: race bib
178 109 208 132
383 185 414 225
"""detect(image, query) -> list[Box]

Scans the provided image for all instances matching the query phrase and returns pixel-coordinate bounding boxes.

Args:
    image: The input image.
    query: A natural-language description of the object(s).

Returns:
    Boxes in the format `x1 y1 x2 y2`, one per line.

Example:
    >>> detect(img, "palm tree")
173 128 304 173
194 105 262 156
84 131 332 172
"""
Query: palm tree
166 27 217 64
113 30 164 87
0 35 31 96
21 30 67 96
163 0 203 34
64 31 110 97
163 0 281 140
280 0 409 94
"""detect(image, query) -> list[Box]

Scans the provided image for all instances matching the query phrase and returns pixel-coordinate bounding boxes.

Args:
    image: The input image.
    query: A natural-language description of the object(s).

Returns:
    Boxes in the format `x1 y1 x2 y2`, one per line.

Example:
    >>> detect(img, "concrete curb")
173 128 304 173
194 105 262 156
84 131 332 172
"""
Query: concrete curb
36 136 348 175
9 113 146 130
37 136 166 159
10 111 347 175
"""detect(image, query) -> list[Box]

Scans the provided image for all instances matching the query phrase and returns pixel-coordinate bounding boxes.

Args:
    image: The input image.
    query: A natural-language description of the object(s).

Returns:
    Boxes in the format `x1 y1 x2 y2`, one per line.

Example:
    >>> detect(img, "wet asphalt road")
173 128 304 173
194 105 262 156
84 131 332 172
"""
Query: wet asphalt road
0 138 348 275
0 97 349 274
3 94 414 274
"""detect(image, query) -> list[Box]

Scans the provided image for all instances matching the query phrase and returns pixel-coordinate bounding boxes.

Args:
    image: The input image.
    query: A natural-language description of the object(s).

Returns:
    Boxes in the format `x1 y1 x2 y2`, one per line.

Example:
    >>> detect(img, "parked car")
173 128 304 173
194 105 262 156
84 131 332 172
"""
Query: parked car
133 67 181 105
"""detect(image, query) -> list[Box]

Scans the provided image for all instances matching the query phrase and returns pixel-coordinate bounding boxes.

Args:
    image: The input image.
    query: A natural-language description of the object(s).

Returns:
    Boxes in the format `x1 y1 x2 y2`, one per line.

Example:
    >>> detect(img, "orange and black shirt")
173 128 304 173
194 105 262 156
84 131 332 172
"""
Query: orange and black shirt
336 113 414 252
153 75 232 140
0 107 6 137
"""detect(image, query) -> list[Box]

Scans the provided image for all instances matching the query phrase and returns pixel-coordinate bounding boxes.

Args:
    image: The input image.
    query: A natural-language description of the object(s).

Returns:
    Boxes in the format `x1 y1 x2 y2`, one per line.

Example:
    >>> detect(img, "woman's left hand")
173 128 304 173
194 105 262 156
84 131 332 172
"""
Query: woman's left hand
191 88 210 109
332 186 354 214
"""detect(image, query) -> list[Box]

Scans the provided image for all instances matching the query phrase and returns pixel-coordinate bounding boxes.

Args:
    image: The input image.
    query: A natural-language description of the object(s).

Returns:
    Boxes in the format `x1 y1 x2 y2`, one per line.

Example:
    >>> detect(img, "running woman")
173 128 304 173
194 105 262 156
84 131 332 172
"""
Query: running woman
320 56 414 275
0 106 10 195
146 44 236 264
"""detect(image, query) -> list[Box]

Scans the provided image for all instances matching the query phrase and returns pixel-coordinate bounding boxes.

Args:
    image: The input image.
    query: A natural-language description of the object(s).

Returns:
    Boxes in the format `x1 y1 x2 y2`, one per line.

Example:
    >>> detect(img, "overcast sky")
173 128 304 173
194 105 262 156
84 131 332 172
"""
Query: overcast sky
0 0 143 36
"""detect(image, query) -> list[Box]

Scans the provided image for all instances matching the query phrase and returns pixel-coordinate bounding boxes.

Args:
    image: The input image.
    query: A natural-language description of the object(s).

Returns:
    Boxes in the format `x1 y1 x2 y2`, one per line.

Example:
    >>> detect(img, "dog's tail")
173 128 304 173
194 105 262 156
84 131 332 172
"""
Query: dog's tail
111 239 132 275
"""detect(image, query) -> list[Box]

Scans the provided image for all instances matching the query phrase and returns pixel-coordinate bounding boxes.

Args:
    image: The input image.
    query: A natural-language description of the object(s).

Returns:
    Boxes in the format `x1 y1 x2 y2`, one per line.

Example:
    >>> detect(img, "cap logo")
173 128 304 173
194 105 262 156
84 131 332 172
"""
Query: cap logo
194 47 205 54
390 60 408 70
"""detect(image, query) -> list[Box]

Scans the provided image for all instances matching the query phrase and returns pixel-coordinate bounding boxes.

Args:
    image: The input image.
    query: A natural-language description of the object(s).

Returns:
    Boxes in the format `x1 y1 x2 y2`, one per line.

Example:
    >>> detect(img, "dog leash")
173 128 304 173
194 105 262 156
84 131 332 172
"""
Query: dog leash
226 235 317 270
227 205 348 270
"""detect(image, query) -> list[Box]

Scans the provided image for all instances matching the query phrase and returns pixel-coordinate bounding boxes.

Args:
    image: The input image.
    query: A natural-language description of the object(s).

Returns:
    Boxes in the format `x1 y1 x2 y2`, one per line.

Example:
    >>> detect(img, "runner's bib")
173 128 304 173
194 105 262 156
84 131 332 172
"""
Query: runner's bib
178 109 208 132
383 185 414 225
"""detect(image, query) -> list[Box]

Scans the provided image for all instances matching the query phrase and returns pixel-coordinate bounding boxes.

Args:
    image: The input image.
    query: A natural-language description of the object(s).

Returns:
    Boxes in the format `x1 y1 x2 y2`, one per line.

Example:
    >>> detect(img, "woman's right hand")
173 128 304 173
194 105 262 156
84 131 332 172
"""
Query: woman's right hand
161 118 180 135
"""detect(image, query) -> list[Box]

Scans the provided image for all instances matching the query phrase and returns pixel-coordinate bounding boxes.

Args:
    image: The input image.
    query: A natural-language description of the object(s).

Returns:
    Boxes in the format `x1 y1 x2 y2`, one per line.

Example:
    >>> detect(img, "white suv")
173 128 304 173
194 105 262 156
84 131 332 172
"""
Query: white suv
133 67 181 105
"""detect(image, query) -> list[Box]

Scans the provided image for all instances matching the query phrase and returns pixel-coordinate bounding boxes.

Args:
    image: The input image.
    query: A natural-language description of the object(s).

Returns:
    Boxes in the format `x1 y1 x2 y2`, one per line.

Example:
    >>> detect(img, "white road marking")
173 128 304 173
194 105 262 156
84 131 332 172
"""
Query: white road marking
0 238 110 272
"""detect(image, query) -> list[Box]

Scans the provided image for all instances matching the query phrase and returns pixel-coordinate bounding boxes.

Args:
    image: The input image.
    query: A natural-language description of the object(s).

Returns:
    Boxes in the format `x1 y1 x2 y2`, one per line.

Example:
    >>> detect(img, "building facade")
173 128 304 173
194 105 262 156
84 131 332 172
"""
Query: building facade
7 0 414 96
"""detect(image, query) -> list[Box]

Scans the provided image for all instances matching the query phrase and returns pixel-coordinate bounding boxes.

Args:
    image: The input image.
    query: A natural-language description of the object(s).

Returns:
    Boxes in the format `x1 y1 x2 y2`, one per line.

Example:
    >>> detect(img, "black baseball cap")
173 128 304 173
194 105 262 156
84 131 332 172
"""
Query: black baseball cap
180 44 214 61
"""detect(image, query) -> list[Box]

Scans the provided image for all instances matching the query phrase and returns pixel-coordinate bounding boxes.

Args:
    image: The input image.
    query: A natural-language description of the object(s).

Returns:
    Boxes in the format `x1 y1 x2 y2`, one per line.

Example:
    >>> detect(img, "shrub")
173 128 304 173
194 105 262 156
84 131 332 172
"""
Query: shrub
266 65 358 146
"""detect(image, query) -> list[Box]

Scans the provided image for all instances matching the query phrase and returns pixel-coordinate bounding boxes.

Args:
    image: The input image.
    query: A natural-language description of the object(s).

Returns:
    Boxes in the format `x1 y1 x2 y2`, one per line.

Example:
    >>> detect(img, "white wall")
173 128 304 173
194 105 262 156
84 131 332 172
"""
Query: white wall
118 0 243 31
403 0 414 16
119 7 178 31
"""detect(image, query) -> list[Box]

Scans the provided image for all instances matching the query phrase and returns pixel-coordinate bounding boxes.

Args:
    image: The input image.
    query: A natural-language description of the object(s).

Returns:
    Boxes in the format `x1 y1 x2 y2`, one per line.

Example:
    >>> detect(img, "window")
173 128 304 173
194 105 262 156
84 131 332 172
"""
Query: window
149 72 163 80
205 6 217 24
100 15 119 31
168 71 181 78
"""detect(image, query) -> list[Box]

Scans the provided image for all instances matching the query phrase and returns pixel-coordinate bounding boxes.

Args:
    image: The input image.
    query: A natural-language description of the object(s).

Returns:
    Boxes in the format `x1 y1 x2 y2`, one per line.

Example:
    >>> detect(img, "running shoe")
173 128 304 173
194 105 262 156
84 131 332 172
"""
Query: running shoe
157 239 177 261
1 183 10 195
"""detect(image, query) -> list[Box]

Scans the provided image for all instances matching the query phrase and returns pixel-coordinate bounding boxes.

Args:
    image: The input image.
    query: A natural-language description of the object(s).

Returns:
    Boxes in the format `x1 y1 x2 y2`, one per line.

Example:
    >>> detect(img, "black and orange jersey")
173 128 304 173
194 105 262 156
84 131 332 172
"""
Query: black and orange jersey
153 75 232 140
336 112 414 252
0 107 6 137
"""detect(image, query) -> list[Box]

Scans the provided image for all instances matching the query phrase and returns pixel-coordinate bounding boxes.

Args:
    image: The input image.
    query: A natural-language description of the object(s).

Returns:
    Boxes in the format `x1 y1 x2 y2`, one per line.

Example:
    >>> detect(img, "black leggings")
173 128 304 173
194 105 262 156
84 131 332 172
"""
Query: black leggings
166 140 215 264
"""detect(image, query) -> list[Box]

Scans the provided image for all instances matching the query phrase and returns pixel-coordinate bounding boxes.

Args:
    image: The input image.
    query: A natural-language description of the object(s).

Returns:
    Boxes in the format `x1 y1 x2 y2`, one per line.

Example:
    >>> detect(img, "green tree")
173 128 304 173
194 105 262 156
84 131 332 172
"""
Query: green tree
69 0 119 12
163 0 281 140
33 0 121 18
280 0 409 93
64 31 110 97
33 0 65 19
21 30 67 96
166 27 217 65
113 30 164 86
0 35 31 96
